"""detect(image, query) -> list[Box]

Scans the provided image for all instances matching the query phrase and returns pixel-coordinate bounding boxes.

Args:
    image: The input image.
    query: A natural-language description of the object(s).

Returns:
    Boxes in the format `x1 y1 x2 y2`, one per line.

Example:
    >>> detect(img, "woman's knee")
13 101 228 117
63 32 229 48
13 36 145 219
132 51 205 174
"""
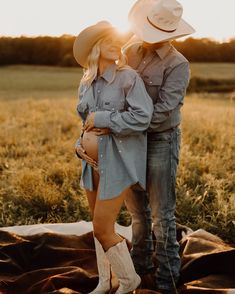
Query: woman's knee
93 217 111 242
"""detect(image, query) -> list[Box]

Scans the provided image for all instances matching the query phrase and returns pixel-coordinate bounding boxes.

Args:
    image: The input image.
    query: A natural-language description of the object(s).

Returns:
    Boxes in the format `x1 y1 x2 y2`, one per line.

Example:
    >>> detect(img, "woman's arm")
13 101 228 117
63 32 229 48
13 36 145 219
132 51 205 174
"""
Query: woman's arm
85 74 153 135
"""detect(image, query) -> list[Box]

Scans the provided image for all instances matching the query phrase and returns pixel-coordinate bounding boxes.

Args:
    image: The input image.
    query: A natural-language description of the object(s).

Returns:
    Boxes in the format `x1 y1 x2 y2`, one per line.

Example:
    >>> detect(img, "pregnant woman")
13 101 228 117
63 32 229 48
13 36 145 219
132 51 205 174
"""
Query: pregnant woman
73 21 153 294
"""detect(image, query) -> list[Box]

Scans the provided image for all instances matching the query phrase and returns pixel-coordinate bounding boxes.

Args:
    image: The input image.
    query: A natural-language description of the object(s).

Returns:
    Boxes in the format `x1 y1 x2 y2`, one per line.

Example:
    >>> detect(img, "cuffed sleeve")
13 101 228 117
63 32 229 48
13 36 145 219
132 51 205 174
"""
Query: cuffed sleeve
94 111 112 128
76 84 89 123
75 84 86 158
94 74 153 135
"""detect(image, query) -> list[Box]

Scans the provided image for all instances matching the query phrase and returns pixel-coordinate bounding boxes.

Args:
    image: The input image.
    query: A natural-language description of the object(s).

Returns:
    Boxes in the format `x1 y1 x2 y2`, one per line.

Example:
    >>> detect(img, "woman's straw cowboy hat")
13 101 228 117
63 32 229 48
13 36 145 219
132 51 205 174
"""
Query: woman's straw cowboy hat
128 0 195 43
73 21 130 68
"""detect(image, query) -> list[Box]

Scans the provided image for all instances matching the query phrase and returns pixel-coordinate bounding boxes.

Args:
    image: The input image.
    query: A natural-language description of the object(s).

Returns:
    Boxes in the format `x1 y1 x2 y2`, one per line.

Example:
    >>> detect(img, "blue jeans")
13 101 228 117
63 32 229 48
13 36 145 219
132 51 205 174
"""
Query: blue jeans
125 127 181 291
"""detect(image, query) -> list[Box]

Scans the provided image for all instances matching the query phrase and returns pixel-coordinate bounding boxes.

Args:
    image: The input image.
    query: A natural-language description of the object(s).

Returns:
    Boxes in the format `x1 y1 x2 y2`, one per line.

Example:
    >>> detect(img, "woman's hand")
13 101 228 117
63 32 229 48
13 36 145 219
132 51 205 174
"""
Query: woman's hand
92 128 111 136
75 145 98 171
84 112 95 132
84 112 111 135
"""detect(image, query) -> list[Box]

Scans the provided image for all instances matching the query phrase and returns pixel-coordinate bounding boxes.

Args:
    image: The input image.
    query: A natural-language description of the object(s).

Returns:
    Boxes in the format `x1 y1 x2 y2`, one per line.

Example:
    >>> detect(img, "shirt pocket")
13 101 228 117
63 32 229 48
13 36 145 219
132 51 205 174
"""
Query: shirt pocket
141 74 163 104
101 96 126 111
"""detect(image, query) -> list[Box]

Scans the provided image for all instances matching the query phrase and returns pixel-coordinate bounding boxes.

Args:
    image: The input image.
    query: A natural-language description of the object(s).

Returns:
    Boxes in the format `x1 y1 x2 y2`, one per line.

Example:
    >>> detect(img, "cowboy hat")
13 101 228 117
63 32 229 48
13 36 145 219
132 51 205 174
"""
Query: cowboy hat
128 0 195 44
73 21 131 68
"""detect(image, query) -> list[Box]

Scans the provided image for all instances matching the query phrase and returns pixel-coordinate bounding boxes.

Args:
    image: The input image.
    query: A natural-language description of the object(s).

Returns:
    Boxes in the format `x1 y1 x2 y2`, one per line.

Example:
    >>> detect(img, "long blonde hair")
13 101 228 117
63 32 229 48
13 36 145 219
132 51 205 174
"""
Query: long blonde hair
80 35 128 89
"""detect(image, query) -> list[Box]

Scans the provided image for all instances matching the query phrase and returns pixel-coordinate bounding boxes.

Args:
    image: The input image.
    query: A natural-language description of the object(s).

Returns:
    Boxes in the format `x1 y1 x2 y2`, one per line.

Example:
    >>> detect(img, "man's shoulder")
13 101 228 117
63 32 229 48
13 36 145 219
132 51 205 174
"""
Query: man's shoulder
167 45 189 66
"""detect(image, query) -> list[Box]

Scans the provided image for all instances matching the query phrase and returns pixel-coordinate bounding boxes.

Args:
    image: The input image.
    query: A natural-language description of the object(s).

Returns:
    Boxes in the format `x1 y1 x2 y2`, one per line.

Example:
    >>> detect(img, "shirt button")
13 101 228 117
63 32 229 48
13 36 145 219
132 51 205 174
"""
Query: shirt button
111 108 115 111
97 89 101 93
119 140 122 143
100 137 103 141
100 154 103 158
101 170 104 174
119 150 122 153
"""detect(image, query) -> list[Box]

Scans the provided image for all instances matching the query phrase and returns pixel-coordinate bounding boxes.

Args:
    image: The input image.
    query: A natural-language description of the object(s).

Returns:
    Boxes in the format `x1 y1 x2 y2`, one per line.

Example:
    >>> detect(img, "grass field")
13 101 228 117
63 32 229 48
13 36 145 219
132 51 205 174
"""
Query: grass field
189 62 235 80
0 65 234 244
1 63 235 100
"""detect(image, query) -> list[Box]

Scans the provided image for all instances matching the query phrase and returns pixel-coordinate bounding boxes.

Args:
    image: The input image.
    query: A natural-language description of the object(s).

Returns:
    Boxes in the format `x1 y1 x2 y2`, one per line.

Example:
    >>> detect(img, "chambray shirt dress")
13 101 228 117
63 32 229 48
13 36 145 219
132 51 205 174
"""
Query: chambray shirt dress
76 64 153 200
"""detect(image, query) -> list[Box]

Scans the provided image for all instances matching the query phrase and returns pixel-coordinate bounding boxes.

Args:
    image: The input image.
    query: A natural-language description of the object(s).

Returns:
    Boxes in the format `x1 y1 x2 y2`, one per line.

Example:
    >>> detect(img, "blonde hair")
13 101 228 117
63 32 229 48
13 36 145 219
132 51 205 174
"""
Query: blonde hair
80 35 128 89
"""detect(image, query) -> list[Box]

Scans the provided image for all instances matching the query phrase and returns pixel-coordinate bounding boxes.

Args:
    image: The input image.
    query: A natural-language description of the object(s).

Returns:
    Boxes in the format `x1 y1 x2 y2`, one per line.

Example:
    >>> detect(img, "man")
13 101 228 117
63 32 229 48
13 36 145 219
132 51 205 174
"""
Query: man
124 0 195 293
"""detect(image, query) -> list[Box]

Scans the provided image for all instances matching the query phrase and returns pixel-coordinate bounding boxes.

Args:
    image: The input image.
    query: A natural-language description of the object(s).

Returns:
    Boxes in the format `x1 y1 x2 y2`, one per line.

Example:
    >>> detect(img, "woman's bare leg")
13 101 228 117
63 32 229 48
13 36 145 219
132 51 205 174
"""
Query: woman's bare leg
93 187 130 251
93 187 141 293
86 170 112 293
85 169 100 218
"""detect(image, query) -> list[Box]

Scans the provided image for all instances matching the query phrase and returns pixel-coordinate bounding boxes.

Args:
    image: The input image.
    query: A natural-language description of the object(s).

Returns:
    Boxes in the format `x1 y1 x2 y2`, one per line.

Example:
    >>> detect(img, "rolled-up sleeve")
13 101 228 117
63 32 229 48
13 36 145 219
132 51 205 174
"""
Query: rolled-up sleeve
75 85 86 151
76 85 88 123
151 62 190 125
94 75 153 135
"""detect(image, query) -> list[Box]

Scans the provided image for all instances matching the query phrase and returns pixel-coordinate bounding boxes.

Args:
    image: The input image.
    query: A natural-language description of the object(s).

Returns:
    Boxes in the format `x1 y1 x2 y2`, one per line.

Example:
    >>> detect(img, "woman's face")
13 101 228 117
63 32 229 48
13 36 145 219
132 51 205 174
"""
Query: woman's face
99 36 122 62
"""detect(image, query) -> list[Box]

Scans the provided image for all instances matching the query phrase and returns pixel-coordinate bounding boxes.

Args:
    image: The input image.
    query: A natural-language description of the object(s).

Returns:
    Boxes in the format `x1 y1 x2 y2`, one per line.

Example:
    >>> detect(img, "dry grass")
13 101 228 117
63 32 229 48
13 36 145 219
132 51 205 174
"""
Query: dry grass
178 94 235 243
0 97 90 225
0 66 234 243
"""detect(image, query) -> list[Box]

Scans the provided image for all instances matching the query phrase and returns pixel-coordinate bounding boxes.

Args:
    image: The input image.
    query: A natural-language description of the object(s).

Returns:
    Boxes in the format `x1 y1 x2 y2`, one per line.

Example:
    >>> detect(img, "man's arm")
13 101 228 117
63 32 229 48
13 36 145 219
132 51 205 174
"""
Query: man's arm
151 62 190 125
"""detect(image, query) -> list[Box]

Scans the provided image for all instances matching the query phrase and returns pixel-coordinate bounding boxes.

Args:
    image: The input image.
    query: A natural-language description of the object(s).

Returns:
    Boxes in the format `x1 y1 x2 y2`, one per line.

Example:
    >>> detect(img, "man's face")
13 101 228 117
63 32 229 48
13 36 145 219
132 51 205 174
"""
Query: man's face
143 41 166 50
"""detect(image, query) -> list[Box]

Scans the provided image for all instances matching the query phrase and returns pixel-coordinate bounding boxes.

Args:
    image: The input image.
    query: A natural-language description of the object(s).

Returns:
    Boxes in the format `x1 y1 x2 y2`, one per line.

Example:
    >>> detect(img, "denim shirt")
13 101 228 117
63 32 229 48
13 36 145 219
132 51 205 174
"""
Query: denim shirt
126 42 190 132
76 64 153 200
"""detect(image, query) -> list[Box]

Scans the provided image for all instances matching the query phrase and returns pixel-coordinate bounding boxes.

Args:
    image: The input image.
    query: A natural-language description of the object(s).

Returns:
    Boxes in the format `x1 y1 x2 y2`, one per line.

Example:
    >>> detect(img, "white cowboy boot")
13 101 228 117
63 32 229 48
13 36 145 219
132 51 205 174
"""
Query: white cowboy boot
105 239 141 294
89 236 111 294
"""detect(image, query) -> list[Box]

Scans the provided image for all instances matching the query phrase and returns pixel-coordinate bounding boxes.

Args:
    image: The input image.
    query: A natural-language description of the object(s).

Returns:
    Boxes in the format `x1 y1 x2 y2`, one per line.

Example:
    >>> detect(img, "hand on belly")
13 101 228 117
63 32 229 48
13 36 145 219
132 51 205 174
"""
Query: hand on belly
81 131 98 161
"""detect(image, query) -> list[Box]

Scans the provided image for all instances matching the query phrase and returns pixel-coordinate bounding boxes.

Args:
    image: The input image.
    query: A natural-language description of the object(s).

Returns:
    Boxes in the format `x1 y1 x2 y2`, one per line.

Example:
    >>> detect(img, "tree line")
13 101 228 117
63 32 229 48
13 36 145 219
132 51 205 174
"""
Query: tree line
0 36 235 66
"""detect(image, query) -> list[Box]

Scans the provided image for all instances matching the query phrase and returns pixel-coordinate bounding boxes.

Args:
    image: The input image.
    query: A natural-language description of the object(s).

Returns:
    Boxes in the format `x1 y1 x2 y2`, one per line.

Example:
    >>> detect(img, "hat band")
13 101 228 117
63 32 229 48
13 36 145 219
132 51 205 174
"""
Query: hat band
147 16 177 33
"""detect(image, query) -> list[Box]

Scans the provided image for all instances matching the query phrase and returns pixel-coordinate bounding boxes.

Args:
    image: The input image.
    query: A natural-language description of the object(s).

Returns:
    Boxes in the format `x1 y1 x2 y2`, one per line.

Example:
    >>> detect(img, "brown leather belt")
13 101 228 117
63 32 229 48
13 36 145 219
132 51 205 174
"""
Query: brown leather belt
147 126 179 137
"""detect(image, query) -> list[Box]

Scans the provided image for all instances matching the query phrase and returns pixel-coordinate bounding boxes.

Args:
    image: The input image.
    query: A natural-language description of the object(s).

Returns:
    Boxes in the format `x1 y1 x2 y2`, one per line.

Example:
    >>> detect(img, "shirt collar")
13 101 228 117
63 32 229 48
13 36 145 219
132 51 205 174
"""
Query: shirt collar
99 63 117 83
155 42 172 59
137 41 172 60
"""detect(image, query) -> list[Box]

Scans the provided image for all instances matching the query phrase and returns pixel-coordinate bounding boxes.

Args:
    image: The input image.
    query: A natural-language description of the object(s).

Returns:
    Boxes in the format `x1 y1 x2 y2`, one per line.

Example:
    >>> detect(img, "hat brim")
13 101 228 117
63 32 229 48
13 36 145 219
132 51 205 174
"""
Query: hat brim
128 0 195 43
73 22 131 68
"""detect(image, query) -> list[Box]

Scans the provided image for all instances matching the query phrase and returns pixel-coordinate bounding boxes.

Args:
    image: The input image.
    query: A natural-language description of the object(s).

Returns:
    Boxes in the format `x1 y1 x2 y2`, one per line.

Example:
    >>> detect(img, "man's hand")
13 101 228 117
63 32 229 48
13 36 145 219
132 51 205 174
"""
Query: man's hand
75 145 98 171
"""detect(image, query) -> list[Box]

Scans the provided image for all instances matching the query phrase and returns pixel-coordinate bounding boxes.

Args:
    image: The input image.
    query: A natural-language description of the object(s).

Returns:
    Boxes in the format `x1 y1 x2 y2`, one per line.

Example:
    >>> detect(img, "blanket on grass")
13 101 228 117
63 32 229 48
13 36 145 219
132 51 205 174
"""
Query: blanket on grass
0 223 234 294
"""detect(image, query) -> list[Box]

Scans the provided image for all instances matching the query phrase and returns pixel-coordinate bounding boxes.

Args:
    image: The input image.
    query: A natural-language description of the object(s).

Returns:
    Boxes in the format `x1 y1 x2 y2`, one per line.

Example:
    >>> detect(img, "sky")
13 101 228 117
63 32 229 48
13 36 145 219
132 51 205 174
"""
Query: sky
0 0 235 42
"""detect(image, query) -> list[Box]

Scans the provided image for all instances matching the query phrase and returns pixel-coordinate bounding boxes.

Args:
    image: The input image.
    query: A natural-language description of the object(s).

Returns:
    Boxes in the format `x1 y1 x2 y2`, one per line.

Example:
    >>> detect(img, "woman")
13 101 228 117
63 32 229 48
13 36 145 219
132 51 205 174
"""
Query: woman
73 21 153 294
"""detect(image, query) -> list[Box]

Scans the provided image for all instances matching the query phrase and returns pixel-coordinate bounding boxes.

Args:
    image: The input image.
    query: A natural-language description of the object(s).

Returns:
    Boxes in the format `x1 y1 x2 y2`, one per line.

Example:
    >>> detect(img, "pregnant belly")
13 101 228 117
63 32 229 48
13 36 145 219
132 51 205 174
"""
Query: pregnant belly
81 131 98 161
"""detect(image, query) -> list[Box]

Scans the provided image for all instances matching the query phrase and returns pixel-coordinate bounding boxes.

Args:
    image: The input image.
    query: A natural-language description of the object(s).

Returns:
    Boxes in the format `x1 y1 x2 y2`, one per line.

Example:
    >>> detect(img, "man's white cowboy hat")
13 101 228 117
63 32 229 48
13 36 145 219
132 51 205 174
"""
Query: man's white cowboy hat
73 21 130 68
128 0 195 43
